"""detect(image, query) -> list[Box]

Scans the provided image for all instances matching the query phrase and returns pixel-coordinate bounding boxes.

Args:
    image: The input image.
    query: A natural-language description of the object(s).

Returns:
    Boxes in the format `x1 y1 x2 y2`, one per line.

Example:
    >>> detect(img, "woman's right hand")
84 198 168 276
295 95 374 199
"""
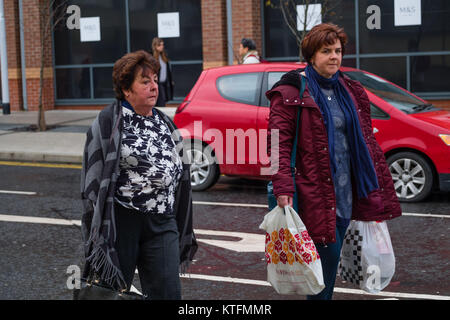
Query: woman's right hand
277 195 293 208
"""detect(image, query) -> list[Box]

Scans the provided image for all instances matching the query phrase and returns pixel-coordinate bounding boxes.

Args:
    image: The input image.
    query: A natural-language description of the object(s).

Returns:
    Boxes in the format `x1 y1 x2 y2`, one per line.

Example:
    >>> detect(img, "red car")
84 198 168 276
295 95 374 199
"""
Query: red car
174 62 450 202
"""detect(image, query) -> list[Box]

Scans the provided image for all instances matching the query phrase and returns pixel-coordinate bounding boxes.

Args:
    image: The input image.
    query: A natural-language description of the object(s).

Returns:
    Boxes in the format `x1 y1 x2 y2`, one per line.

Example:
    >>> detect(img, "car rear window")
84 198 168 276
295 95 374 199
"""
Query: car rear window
216 72 262 105
261 71 288 106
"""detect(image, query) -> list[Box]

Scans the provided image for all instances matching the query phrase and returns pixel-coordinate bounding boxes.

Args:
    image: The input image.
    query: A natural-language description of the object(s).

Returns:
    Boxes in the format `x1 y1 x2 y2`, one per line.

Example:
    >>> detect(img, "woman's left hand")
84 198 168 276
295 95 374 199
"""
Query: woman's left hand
277 195 293 208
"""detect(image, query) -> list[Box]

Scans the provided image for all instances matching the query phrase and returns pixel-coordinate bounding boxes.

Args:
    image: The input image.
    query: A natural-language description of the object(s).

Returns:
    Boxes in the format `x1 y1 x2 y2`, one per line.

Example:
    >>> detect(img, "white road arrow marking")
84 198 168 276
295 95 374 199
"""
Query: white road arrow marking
194 229 265 252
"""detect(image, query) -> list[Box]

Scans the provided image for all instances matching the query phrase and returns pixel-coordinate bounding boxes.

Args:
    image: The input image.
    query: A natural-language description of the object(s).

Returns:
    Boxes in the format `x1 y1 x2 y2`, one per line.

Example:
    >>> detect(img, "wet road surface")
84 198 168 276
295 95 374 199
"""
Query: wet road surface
0 163 449 300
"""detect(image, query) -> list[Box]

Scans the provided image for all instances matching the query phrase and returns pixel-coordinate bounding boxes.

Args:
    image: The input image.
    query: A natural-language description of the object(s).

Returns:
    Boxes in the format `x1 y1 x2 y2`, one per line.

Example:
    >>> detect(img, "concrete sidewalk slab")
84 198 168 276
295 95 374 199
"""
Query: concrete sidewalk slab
0 110 100 126
0 131 86 163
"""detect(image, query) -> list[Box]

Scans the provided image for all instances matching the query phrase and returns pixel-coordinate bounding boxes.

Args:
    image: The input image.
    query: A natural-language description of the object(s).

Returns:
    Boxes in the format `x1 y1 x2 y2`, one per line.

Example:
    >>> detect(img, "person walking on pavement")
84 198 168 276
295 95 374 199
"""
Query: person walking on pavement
80 50 197 300
239 38 261 64
266 23 401 300
152 37 174 107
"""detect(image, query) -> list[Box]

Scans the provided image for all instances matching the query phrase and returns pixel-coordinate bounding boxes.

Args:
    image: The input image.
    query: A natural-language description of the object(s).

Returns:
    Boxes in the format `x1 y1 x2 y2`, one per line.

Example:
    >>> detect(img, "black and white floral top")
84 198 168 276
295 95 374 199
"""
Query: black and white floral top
115 101 183 215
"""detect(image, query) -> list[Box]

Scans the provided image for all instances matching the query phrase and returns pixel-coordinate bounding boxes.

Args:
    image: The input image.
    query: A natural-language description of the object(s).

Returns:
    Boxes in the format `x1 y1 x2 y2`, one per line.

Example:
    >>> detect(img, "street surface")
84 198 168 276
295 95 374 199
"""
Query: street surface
0 161 449 300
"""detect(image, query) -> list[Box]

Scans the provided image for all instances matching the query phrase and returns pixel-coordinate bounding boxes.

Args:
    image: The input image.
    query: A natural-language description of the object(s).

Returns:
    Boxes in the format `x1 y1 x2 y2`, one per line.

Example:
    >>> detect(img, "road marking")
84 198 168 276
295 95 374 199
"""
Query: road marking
195 229 264 252
193 201 450 219
0 214 263 252
401 212 450 219
1 213 448 300
0 214 81 226
0 160 81 169
180 273 270 287
0 190 37 196
193 201 267 208
179 273 450 300
0 161 447 219
0 186 447 219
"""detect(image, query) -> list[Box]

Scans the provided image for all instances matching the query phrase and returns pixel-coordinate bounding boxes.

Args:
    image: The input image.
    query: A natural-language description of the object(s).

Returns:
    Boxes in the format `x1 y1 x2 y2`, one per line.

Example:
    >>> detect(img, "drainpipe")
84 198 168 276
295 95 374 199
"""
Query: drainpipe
0 0 10 114
18 0 27 110
226 0 233 65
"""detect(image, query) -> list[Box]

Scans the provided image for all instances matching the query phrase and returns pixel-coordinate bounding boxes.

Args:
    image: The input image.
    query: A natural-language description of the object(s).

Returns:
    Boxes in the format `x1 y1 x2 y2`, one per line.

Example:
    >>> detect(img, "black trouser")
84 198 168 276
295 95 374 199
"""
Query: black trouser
306 224 348 300
114 203 181 300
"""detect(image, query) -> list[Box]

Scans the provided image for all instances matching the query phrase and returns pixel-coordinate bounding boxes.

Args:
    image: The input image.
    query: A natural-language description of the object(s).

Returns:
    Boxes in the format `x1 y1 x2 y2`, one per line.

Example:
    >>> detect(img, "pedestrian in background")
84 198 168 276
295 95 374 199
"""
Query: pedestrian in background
266 23 401 300
80 50 197 300
152 37 174 106
239 38 260 64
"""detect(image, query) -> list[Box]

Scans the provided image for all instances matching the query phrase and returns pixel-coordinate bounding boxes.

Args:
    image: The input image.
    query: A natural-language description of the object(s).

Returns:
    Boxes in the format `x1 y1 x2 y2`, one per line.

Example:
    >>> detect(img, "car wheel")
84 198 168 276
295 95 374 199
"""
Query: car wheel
387 152 433 202
185 142 220 191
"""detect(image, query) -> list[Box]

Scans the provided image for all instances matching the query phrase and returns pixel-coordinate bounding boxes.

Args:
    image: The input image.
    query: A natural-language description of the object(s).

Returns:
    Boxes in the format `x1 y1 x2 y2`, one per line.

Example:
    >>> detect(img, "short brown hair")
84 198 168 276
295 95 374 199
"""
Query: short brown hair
301 23 348 64
112 50 159 100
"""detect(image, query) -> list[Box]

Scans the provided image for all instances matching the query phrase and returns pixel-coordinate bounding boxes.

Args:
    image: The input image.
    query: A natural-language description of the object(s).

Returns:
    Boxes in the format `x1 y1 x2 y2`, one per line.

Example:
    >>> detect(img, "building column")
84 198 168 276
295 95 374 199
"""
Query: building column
21 0 55 111
231 0 262 64
4 0 23 111
201 0 228 69
5 0 55 112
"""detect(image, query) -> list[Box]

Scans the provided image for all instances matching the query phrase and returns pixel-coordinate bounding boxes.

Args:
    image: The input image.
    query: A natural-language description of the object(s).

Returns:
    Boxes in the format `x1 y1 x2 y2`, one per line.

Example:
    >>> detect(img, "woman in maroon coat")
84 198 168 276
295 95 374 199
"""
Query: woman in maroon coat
266 23 401 300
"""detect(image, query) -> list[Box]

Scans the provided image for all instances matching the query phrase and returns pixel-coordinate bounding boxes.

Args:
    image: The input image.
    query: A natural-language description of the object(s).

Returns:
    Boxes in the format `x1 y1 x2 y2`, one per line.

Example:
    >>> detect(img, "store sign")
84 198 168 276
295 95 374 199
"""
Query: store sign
79 17 101 42
296 4 322 31
394 0 421 26
157 12 180 38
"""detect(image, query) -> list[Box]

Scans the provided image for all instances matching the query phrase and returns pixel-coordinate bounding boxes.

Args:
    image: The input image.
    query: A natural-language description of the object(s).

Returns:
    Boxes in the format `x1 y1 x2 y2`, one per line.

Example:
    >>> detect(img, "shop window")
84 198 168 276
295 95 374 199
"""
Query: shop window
93 67 114 99
359 0 450 54
53 0 127 65
55 68 91 99
129 0 203 100
411 55 450 92
360 57 407 89
129 0 202 60
263 0 356 59
171 64 203 100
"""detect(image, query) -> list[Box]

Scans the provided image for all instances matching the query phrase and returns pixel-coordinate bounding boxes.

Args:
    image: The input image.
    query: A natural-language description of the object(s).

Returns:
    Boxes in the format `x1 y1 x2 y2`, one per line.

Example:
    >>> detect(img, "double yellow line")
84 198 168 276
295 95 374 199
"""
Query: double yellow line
0 161 82 169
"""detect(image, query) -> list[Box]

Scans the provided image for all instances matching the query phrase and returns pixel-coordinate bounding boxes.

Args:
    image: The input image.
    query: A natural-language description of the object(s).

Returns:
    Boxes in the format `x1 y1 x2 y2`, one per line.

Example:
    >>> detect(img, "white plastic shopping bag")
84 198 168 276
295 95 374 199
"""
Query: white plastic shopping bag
338 220 395 293
259 205 325 295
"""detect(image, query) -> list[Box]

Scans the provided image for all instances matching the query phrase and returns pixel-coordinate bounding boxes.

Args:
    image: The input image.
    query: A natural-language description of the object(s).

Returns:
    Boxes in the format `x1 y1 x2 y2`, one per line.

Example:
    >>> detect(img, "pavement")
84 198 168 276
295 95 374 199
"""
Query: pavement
0 107 177 164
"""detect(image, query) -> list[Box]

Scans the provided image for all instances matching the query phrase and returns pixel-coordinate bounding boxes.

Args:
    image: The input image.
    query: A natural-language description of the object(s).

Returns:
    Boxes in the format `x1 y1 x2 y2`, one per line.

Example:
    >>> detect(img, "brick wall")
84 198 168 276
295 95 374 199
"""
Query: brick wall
427 99 450 111
231 0 262 64
201 0 262 68
4 0 23 110
23 0 55 111
4 0 450 111
4 0 55 111
201 0 228 69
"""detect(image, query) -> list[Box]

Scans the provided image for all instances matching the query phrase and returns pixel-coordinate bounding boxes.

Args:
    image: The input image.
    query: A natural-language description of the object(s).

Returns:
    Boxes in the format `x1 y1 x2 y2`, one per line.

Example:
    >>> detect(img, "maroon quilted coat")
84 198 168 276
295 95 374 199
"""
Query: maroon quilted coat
266 71 401 245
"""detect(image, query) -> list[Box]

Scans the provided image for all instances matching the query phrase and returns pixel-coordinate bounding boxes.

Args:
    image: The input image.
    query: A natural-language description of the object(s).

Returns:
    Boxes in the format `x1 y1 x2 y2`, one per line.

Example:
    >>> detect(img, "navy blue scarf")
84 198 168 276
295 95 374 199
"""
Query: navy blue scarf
305 64 379 199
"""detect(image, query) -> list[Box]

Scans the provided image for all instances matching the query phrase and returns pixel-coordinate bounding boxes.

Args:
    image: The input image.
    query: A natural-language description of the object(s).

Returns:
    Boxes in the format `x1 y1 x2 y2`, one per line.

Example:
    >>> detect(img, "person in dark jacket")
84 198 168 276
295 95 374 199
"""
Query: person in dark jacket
80 50 197 300
266 23 401 300
152 37 174 106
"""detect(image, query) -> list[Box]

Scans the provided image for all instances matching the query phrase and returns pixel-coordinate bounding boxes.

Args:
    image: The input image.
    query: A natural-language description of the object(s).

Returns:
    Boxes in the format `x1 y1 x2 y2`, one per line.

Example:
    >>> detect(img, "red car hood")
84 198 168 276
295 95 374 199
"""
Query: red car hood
410 110 450 131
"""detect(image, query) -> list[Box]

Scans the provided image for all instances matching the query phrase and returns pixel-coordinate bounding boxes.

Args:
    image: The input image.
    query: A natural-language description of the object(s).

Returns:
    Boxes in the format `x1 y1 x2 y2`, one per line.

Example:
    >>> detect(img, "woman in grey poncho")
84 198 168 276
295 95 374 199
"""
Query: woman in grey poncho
80 50 197 300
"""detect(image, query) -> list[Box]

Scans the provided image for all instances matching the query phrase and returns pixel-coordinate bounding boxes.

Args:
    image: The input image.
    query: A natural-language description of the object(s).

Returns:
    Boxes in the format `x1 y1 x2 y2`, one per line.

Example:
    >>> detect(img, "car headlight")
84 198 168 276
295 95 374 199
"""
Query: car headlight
439 134 450 146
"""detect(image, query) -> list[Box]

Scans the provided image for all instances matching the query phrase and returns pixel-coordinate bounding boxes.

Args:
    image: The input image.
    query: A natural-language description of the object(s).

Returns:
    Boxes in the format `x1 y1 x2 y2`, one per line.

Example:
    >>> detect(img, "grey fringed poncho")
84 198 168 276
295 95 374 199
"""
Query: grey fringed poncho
80 100 197 289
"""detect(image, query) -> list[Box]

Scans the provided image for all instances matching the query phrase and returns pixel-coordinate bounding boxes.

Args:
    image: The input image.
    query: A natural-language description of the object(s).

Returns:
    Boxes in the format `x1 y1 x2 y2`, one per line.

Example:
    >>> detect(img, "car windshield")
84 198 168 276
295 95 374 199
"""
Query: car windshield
343 71 432 114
